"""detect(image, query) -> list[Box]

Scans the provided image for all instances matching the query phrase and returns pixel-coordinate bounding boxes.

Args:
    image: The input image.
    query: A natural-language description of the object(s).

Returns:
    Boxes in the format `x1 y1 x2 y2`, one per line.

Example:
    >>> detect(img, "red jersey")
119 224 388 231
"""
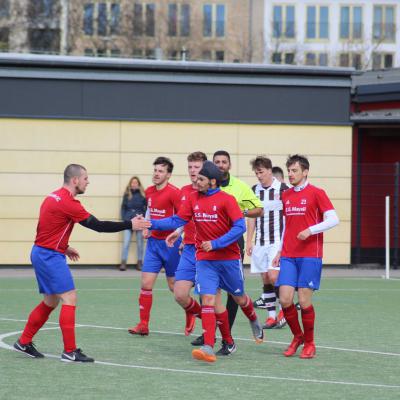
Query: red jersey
35 187 90 253
146 183 181 240
180 184 197 245
178 190 243 261
281 184 334 258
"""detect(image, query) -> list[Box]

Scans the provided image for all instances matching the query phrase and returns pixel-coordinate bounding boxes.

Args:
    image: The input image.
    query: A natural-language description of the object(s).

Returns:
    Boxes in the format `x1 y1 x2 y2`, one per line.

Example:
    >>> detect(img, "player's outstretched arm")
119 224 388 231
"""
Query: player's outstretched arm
79 215 138 233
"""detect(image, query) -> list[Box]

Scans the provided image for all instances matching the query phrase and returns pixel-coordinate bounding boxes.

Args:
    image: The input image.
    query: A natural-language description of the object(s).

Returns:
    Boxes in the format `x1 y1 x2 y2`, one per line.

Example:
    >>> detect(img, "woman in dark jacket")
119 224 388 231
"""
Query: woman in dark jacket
120 176 147 271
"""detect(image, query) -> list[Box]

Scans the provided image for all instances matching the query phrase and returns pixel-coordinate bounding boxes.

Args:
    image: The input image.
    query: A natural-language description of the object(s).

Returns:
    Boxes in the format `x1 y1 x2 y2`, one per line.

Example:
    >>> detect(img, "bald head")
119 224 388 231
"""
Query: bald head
64 164 86 184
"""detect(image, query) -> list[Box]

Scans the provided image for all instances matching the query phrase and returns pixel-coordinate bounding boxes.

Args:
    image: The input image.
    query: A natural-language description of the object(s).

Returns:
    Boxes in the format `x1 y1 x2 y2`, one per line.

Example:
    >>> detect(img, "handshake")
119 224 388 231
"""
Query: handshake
131 215 152 231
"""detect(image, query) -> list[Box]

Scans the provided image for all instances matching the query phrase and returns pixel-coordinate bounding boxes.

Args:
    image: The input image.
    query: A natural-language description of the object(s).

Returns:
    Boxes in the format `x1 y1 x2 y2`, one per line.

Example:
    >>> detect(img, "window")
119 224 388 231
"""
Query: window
29 0 55 19
133 3 155 37
215 50 224 62
272 52 295 65
83 4 94 35
110 4 120 35
168 4 177 36
273 5 295 38
97 48 107 57
145 48 155 59
84 48 94 56
306 52 328 66
306 6 329 39
168 4 190 36
372 53 394 70
339 53 362 69
202 50 224 62
28 29 60 53
0 0 10 17
181 4 190 36
373 5 396 42
145 4 155 36
97 3 107 36
203 4 225 37
133 48 143 58
340 6 362 40
0 27 9 51
110 48 121 57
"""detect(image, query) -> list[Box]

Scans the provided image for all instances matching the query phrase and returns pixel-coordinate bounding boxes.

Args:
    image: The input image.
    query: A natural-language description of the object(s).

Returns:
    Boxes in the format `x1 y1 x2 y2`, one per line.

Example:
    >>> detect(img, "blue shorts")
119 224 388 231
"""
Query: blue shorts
174 244 196 283
31 245 75 295
142 237 181 277
195 259 244 296
276 257 322 290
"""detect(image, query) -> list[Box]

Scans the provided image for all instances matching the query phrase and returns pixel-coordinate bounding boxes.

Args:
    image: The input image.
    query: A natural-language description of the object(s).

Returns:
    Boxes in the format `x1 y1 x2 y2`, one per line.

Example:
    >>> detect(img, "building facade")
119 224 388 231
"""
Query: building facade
0 0 265 63
265 0 400 70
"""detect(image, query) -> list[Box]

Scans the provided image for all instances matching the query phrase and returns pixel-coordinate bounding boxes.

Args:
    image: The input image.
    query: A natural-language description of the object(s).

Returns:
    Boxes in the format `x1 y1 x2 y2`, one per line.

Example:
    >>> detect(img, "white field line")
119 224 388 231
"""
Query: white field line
1 317 400 357
1 288 400 292
1 326 399 390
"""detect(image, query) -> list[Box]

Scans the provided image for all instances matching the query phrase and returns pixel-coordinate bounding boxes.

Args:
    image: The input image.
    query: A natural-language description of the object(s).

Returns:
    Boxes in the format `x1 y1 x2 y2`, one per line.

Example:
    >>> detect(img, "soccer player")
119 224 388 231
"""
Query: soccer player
272 166 285 183
246 156 288 329
272 154 339 359
13 164 146 362
191 150 263 347
135 161 264 362
128 156 181 336
165 151 207 337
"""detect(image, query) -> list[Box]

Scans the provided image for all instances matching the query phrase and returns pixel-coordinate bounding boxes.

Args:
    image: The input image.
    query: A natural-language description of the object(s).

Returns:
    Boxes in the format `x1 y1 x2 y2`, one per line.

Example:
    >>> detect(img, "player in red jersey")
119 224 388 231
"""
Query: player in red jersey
13 164 146 363
135 161 264 362
129 157 182 336
165 152 207 337
272 155 339 359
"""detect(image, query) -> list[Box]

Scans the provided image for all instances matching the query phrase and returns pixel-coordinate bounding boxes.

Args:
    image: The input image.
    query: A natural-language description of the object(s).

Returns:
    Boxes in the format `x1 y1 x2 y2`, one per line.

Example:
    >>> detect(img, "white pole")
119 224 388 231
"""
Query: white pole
385 196 390 279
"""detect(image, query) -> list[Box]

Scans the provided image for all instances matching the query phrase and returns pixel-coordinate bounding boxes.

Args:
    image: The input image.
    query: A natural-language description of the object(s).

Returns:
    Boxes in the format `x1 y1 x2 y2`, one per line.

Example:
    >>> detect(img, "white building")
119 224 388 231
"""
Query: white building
264 0 400 70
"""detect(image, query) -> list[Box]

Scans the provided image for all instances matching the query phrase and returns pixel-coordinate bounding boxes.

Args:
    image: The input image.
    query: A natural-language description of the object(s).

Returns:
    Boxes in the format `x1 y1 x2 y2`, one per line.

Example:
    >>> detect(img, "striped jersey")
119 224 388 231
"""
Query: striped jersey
252 178 289 246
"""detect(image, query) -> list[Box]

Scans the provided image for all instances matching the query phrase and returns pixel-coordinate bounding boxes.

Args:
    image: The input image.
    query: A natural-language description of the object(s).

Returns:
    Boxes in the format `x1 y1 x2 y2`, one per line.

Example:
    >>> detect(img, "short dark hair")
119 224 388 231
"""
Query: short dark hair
213 150 231 162
250 156 272 171
187 151 207 162
153 156 174 173
286 154 309 171
272 166 284 178
64 164 86 183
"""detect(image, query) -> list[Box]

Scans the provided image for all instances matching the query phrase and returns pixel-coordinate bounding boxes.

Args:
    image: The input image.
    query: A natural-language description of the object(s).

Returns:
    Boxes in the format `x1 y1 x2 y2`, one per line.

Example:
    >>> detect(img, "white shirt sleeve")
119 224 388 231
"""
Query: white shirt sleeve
309 210 339 235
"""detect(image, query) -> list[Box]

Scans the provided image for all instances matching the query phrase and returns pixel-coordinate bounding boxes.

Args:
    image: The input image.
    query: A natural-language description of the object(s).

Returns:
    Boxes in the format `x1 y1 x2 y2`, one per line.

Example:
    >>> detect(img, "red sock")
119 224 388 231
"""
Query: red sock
201 306 216 347
301 305 315 344
240 295 257 321
216 310 234 345
139 289 153 325
184 298 202 318
283 304 303 338
59 304 76 353
20 301 55 345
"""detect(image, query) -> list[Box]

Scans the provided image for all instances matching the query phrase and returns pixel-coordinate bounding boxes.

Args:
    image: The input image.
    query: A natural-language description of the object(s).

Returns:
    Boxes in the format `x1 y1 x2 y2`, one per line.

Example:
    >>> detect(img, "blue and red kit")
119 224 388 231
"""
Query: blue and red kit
33 187 90 294
143 183 182 276
150 188 246 294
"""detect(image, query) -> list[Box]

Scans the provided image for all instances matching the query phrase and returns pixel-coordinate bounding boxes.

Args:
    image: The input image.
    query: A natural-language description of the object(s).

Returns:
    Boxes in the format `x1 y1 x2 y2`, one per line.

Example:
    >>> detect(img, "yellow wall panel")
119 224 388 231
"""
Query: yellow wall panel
1 118 353 265
0 196 121 219
0 119 121 151
237 125 352 156
323 243 351 264
121 122 238 153
0 174 121 197
0 150 120 174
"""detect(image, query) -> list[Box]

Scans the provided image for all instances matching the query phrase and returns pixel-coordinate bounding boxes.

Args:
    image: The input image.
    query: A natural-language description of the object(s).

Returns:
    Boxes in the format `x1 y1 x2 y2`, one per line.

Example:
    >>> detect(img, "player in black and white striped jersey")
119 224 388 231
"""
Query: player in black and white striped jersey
246 156 289 329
